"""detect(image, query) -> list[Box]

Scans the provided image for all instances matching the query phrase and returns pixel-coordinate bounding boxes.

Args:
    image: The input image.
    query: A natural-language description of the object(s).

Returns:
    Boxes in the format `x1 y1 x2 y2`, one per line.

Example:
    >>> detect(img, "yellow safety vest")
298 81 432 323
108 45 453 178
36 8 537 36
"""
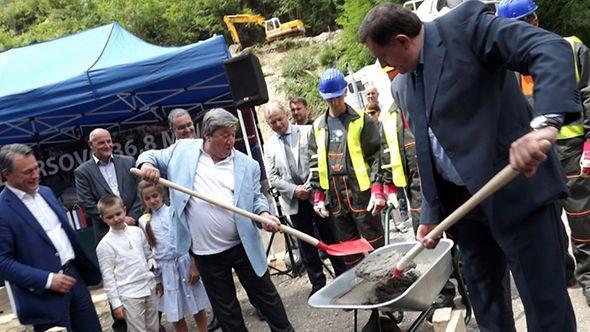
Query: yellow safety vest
381 110 407 187
557 36 584 140
314 109 371 191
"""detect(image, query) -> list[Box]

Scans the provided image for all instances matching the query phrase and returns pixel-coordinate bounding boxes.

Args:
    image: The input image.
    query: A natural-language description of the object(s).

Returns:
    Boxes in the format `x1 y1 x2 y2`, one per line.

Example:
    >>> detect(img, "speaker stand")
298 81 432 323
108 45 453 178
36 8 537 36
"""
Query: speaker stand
265 187 301 278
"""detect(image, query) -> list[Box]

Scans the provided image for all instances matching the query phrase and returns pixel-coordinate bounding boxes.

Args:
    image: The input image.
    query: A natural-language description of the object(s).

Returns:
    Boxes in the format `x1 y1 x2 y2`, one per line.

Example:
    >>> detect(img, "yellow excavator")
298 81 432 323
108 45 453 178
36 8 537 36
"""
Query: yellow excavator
223 14 305 46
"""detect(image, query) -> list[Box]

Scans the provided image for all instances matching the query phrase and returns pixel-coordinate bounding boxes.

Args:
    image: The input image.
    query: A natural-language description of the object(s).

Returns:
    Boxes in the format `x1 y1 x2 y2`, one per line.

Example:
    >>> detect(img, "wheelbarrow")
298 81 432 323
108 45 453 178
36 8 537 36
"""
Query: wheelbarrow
309 239 471 331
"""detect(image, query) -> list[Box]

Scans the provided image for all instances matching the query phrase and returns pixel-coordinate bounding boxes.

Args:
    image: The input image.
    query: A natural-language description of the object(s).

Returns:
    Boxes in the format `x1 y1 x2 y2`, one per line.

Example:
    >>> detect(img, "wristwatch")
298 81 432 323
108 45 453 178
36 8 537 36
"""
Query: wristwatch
530 114 564 130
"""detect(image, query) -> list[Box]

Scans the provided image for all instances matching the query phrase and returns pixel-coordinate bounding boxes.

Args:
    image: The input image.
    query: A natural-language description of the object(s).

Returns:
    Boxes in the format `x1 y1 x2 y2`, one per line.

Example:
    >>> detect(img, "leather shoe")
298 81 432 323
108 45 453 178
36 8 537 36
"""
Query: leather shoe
309 283 325 299
207 315 220 332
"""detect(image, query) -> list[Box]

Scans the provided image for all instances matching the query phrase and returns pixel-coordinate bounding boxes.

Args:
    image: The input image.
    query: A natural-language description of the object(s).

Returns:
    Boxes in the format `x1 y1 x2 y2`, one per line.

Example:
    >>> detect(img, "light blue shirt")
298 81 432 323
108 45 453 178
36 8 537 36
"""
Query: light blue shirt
92 154 120 195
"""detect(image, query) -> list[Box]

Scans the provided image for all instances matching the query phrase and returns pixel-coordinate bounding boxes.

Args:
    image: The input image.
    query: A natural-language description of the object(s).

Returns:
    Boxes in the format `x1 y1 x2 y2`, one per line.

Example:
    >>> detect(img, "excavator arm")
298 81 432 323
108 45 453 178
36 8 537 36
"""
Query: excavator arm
223 14 267 45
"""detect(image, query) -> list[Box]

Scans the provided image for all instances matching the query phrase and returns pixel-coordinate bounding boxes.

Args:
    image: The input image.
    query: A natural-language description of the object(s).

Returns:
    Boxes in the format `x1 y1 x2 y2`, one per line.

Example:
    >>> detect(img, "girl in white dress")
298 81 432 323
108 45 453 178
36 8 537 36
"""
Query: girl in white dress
138 181 209 332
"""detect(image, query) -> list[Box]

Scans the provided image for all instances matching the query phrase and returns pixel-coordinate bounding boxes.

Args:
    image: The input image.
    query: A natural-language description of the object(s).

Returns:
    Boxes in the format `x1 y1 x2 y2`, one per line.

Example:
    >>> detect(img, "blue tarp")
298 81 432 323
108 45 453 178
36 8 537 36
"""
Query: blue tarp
0 23 233 145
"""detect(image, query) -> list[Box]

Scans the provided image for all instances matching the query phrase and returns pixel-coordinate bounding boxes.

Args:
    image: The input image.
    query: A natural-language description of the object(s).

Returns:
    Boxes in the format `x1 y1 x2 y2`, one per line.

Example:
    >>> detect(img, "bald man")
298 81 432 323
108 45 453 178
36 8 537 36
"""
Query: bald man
74 128 142 243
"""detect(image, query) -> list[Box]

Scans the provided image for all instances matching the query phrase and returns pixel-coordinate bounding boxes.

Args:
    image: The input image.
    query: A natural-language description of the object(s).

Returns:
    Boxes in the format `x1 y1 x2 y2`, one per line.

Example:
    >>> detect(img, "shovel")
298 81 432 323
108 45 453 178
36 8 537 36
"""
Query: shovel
391 140 552 278
130 168 374 256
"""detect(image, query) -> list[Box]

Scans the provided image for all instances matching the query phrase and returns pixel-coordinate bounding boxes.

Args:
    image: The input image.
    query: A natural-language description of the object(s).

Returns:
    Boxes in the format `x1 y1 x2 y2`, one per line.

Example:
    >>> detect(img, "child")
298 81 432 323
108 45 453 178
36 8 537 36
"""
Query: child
96 194 159 332
137 181 210 332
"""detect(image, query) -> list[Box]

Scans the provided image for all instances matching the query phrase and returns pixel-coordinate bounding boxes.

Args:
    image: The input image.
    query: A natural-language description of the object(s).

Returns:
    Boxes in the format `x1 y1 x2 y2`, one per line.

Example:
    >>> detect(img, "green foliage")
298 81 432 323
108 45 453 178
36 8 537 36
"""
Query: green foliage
537 0 590 45
335 0 393 71
277 46 323 115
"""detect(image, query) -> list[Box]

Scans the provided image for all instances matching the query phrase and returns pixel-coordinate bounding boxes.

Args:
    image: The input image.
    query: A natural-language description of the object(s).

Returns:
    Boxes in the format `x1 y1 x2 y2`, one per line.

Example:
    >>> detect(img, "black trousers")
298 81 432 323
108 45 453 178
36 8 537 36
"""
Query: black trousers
194 244 293 332
290 200 347 286
438 179 576 332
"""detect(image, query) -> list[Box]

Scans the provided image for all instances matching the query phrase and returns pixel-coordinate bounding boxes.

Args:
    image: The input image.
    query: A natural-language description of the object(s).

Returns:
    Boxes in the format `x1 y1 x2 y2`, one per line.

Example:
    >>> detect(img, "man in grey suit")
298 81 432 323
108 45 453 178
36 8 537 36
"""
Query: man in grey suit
74 128 142 243
263 101 345 297
75 128 141 332
360 2 578 331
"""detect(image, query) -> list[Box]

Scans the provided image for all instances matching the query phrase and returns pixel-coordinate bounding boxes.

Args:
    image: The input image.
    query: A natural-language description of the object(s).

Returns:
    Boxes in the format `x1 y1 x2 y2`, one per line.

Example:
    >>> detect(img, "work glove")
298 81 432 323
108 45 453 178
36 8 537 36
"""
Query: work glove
581 141 590 176
313 192 329 218
384 183 399 209
366 184 386 216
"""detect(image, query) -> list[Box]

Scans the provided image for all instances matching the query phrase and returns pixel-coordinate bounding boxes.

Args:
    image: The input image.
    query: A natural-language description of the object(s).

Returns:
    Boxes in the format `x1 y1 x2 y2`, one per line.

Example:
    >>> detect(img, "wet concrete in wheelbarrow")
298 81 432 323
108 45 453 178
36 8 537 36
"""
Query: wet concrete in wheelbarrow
335 251 428 305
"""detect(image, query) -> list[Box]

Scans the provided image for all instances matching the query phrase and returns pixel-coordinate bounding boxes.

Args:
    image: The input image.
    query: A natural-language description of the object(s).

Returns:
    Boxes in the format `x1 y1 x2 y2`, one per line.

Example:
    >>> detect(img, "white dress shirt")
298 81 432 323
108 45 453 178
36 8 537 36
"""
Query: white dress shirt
92 154 120 196
6 184 75 289
96 225 156 308
185 149 240 255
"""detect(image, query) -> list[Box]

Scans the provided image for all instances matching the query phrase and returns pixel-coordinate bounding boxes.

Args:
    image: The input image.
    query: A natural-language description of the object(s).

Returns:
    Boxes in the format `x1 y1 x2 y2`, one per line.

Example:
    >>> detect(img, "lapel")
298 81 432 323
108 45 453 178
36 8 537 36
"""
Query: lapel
291 125 301 167
39 188 77 240
276 134 288 171
89 158 113 194
188 140 201 186
423 22 446 121
113 155 125 196
2 188 56 250
233 151 245 205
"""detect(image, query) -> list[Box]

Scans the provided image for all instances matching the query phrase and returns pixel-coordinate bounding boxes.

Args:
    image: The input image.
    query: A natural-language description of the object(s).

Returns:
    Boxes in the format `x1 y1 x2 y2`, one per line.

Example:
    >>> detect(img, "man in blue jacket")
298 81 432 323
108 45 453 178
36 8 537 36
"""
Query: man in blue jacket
0 143 101 331
361 2 578 331
138 108 293 332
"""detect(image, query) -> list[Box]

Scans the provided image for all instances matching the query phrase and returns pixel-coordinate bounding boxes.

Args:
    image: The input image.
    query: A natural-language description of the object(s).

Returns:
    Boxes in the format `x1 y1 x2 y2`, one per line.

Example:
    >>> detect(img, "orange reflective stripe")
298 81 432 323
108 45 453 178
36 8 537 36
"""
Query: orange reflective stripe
345 256 364 265
342 178 367 213
571 236 590 243
367 234 383 243
520 75 534 95
404 142 416 149
327 153 344 158
565 209 590 216
329 177 342 216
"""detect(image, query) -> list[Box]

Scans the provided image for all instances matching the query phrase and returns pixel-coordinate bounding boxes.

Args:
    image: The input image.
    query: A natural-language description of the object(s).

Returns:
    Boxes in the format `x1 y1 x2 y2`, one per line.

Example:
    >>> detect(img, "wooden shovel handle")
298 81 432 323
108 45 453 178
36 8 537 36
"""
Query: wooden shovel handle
130 168 320 247
396 140 552 271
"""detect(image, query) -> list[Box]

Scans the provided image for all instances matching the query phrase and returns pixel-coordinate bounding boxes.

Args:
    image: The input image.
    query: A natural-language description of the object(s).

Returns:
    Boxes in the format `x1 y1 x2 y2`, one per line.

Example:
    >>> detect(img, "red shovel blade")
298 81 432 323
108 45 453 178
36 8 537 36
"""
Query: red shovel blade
316 238 374 256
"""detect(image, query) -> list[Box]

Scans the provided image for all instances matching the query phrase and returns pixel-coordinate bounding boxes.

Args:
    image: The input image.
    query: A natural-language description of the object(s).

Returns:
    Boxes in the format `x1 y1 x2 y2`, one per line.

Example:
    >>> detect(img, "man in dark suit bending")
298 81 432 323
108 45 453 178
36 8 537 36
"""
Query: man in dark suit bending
360 2 579 331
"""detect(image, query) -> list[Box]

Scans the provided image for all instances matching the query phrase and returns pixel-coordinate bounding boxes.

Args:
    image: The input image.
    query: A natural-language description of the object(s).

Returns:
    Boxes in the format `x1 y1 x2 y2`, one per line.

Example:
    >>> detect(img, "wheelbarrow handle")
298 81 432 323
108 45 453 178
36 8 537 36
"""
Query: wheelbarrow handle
129 168 320 247
396 140 552 272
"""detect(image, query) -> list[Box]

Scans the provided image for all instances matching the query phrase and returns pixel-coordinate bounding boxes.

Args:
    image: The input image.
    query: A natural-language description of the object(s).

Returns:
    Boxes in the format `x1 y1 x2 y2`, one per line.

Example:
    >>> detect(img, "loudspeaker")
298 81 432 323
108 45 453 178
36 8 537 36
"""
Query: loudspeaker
224 51 269 108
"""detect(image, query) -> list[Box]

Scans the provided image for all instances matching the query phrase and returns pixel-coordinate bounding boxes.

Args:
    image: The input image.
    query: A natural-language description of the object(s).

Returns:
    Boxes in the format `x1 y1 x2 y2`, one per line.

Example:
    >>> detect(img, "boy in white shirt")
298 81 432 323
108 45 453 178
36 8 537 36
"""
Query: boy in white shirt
96 194 159 332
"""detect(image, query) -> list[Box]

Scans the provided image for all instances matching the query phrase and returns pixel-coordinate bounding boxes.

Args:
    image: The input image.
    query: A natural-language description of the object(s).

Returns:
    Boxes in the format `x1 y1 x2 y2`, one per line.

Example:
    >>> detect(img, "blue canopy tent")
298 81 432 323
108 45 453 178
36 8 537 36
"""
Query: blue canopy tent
0 23 233 145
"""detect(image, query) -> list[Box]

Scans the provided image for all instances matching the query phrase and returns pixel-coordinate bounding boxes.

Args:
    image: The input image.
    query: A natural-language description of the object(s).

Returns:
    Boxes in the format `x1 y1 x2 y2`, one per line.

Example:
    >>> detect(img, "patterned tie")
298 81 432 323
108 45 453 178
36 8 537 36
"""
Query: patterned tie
281 134 304 185
413 64 438 204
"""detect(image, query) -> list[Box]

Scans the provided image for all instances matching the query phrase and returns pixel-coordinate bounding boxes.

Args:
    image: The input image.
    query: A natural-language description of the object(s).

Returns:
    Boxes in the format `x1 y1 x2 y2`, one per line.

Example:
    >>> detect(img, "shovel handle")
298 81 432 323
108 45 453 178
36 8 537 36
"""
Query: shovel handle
130 168 320 247
395 140 552 272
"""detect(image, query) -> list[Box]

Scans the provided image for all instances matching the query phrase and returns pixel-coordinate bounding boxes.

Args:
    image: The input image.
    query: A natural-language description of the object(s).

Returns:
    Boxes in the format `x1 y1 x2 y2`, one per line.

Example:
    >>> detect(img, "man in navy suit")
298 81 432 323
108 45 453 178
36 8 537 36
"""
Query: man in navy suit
0 144 101 331
360 2 578 331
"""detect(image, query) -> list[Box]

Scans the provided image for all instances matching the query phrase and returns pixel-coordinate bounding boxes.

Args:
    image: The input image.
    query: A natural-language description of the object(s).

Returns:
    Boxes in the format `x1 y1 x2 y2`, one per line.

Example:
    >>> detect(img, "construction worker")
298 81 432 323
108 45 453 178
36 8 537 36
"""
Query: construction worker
308 68 385 269
498 0 590 305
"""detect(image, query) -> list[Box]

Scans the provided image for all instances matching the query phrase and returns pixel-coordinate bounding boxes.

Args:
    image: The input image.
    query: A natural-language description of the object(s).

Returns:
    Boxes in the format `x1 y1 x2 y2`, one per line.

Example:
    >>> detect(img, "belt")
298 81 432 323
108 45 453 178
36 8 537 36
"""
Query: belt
59 259 74 274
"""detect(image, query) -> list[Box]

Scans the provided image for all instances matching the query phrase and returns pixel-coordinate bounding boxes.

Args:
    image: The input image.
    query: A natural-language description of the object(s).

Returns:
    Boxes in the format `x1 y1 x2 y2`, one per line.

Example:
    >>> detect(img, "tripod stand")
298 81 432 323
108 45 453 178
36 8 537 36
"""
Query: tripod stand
265 187 303 278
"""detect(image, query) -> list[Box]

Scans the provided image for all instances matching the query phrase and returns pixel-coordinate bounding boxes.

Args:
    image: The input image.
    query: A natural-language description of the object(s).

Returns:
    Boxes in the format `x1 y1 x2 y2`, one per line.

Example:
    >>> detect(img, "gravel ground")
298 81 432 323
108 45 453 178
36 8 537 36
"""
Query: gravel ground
1 248 588 331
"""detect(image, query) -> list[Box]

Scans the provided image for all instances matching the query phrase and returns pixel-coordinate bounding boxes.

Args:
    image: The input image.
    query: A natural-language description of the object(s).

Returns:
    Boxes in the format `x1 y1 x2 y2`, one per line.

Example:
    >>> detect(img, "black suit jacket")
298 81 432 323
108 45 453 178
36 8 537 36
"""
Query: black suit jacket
74 154 141 240
391 1 582 227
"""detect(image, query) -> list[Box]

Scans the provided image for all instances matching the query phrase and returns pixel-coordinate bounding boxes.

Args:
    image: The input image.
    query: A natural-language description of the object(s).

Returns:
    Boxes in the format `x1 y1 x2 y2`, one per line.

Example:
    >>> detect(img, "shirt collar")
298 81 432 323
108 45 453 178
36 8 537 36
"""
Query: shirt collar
92 153 113 165
5 183 37 200
277 124 293 138
199 146 235 163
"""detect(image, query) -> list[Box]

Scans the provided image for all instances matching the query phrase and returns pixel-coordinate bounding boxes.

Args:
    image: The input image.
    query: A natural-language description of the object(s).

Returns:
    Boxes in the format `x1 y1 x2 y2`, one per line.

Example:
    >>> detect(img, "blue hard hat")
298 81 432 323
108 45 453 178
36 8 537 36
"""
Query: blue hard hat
318 68 348 100
497 0 538 19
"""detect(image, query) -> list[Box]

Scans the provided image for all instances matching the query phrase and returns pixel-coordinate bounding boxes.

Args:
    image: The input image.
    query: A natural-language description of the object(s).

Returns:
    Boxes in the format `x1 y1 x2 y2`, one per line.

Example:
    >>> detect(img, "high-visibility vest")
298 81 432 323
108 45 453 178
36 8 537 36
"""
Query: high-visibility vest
557 36 584 140
381 110 407 187
314 109 371 191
